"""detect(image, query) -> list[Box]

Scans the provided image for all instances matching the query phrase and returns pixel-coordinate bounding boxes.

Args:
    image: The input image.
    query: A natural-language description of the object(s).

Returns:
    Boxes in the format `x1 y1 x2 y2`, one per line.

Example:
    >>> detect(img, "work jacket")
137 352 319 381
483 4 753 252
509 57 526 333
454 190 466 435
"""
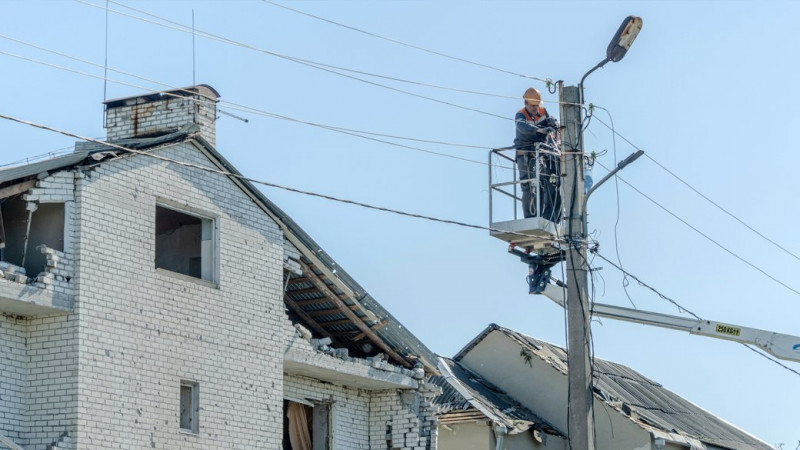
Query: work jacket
514 106 550 156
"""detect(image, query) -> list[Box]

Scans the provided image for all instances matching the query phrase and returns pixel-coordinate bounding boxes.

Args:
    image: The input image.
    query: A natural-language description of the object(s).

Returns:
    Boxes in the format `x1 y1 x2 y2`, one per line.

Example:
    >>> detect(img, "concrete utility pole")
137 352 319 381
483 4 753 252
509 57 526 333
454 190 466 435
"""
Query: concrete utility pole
559 83 595 450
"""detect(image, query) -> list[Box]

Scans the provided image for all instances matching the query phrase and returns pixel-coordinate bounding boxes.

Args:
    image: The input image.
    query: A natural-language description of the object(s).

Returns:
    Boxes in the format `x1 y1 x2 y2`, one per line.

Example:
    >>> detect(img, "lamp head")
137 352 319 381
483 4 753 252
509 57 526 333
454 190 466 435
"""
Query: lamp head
606 16 643 62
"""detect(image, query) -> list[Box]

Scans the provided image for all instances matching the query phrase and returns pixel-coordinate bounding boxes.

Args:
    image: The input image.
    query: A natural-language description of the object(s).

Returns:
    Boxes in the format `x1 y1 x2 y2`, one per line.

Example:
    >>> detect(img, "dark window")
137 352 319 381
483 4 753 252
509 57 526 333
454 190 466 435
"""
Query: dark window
180 380 199 433
283 400 330 450
155 205 214 281
0 195 64 276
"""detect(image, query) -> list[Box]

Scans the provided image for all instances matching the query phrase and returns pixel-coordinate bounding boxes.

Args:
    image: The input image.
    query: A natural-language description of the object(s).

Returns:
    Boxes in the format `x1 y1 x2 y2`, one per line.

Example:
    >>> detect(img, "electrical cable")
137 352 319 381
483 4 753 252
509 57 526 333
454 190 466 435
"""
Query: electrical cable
2 29 506 152
0 47 519 171
592 251 800 377
78 0 513 121
590 111 800 264
594 159 800 298
0 112 561 245
259 0 551 83
0 33 499 149
595 107 637 309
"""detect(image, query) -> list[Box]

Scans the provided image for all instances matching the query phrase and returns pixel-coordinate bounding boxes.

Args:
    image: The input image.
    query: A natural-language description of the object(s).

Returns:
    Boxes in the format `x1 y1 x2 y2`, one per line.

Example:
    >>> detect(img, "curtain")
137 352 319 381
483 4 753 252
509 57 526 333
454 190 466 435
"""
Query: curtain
287 402 312 450
0 205 5 249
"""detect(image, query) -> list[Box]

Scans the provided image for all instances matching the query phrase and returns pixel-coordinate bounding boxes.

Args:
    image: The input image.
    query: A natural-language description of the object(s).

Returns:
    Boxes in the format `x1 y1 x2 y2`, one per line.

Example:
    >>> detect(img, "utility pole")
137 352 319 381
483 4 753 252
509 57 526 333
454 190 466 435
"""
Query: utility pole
559 83 595 450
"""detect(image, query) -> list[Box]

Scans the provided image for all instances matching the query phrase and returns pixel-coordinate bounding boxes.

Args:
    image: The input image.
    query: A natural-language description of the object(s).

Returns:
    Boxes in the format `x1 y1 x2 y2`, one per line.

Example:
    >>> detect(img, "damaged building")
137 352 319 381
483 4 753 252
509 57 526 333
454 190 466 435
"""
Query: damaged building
432 324 773 450
0 85 440 450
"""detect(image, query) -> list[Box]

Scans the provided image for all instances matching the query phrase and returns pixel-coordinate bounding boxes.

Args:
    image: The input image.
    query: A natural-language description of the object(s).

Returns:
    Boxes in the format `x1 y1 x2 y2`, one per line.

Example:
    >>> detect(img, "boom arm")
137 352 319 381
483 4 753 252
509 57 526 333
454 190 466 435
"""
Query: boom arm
542 283 800 363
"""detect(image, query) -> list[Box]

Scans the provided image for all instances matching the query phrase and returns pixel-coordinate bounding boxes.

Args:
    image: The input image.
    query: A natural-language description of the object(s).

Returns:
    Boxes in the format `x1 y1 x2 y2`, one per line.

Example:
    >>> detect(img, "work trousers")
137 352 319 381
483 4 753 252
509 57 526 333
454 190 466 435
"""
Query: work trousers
516 154 562 222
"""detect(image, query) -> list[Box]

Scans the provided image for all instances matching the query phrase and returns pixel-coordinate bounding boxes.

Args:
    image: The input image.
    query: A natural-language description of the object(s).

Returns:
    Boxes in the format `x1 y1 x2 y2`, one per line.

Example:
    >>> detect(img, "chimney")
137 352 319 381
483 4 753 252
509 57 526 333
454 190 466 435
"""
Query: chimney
103 85 220 147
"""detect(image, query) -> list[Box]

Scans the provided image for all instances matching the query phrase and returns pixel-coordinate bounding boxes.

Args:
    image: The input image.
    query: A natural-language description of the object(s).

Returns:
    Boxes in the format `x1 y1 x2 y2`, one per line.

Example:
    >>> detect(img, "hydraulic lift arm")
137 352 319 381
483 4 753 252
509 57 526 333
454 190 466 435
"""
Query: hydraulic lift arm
542 283 800 363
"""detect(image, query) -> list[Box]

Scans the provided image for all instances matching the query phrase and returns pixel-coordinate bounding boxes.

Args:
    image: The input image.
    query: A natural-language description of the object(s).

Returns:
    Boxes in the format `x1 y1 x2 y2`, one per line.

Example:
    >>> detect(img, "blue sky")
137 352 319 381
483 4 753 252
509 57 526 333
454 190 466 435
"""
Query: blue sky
2 0 799 446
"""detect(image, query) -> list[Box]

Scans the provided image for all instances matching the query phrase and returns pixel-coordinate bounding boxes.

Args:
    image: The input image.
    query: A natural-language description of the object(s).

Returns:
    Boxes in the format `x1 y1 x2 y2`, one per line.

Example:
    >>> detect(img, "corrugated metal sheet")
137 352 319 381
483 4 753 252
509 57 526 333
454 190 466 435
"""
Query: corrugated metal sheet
0 151 90 185
469 324 772 450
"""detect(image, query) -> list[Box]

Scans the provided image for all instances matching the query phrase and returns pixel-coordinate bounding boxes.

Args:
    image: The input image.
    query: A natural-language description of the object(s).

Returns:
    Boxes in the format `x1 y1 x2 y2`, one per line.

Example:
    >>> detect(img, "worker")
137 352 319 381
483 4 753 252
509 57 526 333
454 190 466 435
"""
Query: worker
513 88 561 222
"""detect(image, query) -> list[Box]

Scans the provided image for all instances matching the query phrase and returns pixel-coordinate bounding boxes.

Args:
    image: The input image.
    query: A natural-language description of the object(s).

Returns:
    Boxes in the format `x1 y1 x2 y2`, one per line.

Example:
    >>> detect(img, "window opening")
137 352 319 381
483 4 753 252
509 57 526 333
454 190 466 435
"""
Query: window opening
155 205 214 281
0 195 64 277
180 380 199 433
283 400 330 450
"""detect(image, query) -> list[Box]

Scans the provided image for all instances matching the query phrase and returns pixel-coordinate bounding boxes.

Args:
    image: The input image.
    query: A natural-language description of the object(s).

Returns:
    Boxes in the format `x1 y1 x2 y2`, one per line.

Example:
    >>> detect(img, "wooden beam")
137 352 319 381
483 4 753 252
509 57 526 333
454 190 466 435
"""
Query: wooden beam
287 276 310 285
284 296 336 342
300 262 411 369
351 320 390 342
0 179 37 200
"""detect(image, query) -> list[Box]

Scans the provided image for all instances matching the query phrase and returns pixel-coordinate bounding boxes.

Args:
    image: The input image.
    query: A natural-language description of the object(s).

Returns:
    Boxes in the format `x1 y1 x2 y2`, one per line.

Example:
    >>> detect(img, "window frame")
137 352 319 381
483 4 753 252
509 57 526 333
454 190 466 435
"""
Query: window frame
154 201 218 285
179 380 200 434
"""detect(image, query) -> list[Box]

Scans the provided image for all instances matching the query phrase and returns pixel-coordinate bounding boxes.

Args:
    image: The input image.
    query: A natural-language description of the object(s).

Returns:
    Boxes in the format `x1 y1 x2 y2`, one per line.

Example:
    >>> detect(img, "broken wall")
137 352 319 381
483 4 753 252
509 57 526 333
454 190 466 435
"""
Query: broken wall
369 386 439 450
0 170 78 450
1 170 74 281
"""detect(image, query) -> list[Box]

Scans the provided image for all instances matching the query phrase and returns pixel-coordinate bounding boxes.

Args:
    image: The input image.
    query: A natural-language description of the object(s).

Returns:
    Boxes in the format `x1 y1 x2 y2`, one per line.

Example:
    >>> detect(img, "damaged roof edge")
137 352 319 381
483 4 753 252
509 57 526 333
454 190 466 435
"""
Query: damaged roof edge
0 130 440 374
190 135 440 374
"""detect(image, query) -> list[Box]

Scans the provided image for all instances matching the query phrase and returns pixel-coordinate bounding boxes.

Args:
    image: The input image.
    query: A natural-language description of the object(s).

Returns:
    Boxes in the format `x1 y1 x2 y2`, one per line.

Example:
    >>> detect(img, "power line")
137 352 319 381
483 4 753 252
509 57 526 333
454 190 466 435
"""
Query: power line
595 159 800 299
0 33 496 149
260 0 551 83
78 0 513 120
590 111 800 264
593 251 800 378
0 111 557 244
0 46 516 170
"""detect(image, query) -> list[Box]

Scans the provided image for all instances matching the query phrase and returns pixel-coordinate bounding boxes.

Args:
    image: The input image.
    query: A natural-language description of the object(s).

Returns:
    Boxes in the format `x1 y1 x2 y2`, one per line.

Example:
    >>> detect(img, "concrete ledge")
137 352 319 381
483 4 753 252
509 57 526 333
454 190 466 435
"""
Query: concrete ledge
284 345 419 391
0 279 72 317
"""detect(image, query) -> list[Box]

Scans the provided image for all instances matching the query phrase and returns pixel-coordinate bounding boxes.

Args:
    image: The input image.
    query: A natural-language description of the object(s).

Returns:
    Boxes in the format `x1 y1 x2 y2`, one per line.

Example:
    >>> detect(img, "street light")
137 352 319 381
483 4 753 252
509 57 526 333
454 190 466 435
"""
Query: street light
580 16 643 101
559 15 642 450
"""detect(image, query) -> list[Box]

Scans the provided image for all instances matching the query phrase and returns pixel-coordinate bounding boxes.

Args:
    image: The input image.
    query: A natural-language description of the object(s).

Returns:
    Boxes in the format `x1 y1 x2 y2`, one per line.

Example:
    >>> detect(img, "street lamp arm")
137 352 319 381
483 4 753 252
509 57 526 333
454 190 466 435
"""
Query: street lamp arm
579 58 610 103
585 150 644 200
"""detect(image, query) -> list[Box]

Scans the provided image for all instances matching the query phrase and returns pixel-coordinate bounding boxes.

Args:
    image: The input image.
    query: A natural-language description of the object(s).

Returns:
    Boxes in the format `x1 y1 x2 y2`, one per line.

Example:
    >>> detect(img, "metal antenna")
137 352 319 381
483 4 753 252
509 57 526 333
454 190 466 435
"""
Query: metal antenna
103 0 109 102
192 9 196 88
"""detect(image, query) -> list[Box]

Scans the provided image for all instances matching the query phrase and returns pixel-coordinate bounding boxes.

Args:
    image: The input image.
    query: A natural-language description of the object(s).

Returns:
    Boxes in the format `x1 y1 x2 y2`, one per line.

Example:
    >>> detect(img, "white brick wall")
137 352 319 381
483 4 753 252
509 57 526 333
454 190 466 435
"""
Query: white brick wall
284 375 371 449
282 377 438 450
105 95 217 147
64 144 284 449
24 315 78 450
0 316 27 446
369 388 438 450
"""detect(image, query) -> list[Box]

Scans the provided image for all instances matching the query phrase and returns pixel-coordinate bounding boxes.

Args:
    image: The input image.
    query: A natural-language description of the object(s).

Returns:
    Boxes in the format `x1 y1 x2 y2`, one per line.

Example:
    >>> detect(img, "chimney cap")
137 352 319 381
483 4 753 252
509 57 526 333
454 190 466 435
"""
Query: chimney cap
104 84 220 108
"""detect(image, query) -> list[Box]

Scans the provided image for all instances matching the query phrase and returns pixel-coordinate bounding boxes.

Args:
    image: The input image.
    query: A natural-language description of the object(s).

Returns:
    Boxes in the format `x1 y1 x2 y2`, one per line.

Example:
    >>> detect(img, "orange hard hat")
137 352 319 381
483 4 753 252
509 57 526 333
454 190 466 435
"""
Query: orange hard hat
523 88 542 105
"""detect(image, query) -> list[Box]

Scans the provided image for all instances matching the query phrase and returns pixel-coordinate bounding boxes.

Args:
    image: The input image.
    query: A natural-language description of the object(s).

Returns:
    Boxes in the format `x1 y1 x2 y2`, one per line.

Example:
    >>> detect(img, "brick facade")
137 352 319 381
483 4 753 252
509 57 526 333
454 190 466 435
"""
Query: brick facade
1 86 438 449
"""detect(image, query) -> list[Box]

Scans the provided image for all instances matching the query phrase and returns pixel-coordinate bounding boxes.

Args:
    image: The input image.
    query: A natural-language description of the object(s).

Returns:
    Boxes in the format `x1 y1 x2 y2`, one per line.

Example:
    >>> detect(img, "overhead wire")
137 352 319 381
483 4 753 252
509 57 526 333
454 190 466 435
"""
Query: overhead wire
592 251 800 377
594 158 800 298
590 112 800 264
0 111 561 245
259 0 551 84
78 0 514 121
101 0 568 110
0 32 496 151
0 45 517 170
591 106 636 309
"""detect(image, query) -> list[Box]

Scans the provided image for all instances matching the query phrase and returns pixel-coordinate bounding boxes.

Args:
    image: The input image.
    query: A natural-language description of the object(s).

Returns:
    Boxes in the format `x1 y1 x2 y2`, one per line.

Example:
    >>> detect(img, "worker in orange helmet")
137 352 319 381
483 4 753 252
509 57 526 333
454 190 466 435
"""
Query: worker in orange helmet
513 87 561 221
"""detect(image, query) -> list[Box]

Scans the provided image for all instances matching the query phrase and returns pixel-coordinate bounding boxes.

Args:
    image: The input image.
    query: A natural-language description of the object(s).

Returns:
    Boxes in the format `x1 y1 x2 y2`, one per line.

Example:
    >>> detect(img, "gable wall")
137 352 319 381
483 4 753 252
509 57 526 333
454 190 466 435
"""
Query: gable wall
68 144 285 449
459 331 652 450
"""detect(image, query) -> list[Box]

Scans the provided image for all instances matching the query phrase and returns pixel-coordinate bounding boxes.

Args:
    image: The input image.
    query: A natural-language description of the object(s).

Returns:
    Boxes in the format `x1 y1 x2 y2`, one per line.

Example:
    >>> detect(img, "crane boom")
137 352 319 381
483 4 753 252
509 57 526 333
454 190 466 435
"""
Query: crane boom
542 283 800 363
